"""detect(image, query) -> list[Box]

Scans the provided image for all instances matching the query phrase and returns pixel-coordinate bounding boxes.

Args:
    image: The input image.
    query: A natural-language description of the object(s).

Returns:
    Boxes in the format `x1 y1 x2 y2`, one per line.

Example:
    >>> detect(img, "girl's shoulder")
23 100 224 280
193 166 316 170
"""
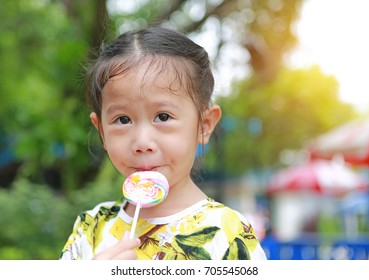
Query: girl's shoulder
77 199 125 221
202 198 248 223
171 198 253 233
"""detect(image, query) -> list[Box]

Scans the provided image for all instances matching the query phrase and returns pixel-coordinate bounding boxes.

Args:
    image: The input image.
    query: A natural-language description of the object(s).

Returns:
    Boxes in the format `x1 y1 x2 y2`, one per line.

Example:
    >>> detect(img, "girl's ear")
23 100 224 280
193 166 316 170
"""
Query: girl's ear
90 112 105 147
90 112 100 130
198 105 222 145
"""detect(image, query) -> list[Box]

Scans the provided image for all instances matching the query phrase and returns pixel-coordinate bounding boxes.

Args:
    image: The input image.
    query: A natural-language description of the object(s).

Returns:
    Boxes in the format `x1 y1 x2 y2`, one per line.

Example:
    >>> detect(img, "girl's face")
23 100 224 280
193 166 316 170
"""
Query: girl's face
90 60 220 190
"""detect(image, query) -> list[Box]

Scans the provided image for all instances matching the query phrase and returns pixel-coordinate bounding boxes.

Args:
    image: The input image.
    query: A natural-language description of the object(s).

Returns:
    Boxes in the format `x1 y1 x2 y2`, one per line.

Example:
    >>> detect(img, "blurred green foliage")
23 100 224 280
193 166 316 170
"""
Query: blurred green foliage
205 66 357 175
0 179 74 259
0 159 121 259
0 0 94 191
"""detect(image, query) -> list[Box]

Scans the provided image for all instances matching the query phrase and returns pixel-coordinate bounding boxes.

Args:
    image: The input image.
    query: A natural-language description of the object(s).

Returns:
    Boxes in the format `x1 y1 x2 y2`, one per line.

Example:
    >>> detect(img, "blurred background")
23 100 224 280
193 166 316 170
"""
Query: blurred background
1 0 369 260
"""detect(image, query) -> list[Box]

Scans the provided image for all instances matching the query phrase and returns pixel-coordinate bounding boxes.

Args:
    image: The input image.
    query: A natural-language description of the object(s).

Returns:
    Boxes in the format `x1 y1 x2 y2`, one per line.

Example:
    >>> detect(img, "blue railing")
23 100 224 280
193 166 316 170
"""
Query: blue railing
261 235 369 260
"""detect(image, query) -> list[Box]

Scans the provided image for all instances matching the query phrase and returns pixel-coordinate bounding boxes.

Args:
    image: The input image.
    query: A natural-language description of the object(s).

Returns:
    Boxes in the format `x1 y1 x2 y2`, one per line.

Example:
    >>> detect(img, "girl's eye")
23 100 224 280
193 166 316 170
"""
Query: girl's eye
155 113 170 122
117 116 131 124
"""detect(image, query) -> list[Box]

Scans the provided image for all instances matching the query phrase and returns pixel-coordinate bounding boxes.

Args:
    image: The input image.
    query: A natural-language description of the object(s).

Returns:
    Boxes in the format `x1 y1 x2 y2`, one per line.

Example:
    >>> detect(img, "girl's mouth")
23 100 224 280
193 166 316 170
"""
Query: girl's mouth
134 166 159 172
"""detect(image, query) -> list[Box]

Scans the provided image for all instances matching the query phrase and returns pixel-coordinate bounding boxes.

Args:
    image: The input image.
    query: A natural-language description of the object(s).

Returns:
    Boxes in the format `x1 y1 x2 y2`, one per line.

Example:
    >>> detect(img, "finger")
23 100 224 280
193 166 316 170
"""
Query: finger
105 239 140 257
115 249 138 260
94 247 138 260
120 230 141 248
122 230 130 241
93 233 141 260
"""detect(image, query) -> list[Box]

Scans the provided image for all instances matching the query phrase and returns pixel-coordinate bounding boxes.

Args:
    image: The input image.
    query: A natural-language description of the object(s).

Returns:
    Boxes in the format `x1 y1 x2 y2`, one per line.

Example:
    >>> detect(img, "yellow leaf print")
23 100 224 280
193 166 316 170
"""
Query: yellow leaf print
221 208 243 244
222 237 251 260
240 223 259 252
135 249 152 260
79 213 97 247
109 217 131 239
79 205 120 252
177 211 205 233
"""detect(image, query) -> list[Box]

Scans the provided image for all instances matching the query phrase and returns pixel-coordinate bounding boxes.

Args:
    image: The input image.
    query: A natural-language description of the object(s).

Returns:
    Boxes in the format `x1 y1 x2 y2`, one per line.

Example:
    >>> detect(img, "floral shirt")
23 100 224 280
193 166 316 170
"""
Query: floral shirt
60 198 266 260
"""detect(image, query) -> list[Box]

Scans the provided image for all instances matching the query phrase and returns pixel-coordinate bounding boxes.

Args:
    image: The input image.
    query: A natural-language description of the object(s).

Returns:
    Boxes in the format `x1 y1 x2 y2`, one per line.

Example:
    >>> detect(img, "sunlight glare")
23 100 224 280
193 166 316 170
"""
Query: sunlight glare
288 0 369 112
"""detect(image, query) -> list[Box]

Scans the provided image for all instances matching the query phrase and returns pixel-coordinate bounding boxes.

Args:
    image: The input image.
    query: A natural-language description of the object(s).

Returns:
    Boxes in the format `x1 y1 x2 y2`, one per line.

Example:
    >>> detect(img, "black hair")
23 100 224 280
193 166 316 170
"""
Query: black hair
86 27 214 122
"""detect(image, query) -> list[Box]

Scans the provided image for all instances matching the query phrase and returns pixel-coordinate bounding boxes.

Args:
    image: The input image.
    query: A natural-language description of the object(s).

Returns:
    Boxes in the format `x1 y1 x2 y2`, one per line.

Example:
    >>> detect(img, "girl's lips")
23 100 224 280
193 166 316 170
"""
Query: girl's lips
134 166 159 172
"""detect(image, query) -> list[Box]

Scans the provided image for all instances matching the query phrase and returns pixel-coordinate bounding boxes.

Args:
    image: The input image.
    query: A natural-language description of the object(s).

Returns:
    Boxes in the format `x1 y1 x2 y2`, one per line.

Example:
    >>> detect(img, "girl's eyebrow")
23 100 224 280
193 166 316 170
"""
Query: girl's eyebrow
105 99 181 115
152 100 178 108
106 104 128 115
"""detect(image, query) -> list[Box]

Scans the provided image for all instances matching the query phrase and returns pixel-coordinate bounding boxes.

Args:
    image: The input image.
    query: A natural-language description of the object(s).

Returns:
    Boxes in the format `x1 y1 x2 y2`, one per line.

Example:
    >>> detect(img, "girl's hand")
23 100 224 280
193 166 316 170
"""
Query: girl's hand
93 231 141 260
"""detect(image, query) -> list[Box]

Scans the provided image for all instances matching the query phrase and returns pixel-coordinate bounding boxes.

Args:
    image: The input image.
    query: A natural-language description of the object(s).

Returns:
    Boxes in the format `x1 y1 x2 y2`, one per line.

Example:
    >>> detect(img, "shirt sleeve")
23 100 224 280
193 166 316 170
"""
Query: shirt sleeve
220 207 267 260
59 215 84 260
59 201 120 260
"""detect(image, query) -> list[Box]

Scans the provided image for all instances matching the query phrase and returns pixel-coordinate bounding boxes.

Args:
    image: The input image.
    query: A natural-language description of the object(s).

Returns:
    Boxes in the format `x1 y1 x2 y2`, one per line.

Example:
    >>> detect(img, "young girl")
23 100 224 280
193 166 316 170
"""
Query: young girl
60 27 266 260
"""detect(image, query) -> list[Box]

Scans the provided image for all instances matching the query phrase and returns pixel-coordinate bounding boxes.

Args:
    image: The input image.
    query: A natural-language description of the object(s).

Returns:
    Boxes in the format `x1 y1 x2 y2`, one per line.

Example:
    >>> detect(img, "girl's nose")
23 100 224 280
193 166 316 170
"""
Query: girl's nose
131 126 157 154
134 145 155 154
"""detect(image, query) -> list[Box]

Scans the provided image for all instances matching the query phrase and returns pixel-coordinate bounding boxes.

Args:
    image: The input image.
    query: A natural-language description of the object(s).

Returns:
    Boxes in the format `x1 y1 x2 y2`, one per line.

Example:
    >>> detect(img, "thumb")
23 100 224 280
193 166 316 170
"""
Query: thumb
121 230 141 247
122 230 130 241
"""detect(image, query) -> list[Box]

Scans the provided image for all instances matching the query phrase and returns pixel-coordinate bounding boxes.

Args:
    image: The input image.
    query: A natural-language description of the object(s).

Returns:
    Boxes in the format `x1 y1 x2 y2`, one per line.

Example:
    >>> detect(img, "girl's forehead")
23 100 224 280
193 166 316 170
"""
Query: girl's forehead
108 57 191 93
102 59 191 101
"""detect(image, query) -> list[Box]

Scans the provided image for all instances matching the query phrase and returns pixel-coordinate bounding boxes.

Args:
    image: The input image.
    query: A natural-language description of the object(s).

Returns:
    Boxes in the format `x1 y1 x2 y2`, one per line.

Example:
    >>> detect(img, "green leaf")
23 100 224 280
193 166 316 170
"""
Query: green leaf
175 242 212 260
222 237 251 260
175 226 220 246
174 226 220 260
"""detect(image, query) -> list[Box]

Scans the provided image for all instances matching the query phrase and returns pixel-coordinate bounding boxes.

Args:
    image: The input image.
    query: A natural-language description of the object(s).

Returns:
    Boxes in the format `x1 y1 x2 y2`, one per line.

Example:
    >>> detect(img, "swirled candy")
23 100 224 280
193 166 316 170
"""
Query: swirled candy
122 171 169 208
122 171 169 239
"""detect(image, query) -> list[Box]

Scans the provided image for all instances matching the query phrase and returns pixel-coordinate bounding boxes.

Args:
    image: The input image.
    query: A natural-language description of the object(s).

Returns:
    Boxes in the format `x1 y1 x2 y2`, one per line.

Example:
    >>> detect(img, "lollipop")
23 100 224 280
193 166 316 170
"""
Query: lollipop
122 171 169 239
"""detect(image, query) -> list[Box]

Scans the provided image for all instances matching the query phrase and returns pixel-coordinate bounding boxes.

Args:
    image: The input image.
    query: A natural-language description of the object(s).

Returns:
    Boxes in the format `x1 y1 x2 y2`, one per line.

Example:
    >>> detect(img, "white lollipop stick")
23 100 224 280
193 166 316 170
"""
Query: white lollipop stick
129 200 141 239
122 171 170 239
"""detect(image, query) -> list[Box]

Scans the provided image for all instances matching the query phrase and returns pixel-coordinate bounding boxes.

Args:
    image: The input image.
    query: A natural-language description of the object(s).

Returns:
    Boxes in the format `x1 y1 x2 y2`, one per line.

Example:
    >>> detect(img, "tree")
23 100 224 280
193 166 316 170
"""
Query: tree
0 0 94 190
205 66 358 175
